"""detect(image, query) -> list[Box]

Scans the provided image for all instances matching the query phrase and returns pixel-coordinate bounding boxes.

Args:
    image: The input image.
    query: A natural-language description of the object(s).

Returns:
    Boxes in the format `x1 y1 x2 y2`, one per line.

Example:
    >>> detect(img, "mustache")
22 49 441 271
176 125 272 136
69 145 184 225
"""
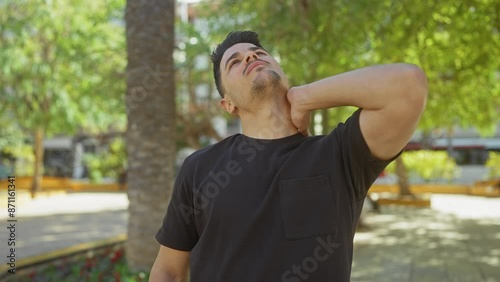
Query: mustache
243 59 268 75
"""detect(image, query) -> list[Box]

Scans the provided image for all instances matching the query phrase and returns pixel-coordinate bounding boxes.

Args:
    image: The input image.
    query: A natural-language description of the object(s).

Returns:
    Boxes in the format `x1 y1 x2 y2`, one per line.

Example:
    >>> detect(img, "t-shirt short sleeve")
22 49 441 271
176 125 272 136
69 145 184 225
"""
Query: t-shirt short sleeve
333 109 400 200
155 159 199 251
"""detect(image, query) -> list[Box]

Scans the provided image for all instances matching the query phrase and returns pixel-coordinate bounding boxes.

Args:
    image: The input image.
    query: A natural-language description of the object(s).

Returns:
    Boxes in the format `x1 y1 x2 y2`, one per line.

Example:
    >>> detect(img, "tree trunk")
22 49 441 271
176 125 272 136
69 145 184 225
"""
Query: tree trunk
395 154 412 197
31 128 44 198
125 0 176 271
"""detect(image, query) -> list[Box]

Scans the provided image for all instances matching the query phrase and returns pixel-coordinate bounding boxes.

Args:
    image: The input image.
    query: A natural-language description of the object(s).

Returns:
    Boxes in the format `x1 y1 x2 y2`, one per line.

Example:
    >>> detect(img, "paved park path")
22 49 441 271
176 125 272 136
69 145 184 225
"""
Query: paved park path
0 192 498 281
0 192 128 260
353 195 500 282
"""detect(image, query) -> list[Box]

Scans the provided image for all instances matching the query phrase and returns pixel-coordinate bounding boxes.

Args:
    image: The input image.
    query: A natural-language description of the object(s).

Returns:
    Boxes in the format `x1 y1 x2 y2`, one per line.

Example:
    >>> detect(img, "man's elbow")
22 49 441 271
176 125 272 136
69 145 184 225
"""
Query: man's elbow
402 64 428 112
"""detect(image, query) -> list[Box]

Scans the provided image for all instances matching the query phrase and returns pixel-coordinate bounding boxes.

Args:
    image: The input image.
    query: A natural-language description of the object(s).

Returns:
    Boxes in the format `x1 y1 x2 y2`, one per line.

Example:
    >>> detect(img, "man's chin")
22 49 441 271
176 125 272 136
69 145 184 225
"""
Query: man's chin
251 70 284 93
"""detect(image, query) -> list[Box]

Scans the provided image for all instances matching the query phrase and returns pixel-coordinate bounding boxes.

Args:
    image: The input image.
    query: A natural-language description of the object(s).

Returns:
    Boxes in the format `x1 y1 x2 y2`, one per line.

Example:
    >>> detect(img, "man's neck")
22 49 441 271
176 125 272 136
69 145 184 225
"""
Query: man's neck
239 96 298 139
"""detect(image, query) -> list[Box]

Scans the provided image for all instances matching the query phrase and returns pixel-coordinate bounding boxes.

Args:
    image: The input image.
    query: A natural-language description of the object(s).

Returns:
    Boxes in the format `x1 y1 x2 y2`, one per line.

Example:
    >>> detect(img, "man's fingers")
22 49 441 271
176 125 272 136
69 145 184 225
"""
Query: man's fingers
298 128 310 137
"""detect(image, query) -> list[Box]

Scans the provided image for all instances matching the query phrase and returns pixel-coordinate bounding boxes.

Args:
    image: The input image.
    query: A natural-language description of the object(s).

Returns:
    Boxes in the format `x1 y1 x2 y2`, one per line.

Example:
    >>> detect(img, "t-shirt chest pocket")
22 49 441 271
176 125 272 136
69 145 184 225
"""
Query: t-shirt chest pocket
278 174 336 240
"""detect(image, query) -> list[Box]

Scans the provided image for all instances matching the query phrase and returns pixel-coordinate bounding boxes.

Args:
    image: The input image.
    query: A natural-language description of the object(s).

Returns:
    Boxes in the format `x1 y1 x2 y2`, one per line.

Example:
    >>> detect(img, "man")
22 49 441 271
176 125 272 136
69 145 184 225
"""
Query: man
150 30 427 282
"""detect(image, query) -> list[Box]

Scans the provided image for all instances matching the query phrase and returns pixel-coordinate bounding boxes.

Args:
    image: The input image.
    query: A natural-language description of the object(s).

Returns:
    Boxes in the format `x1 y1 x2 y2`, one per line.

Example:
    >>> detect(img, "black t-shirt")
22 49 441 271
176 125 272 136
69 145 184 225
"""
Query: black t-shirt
156 109 396 281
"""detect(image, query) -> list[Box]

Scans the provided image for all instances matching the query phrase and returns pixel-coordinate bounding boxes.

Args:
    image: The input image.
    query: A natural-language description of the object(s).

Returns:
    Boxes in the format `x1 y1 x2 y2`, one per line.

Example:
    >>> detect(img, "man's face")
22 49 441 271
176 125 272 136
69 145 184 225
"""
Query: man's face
219 43 289 111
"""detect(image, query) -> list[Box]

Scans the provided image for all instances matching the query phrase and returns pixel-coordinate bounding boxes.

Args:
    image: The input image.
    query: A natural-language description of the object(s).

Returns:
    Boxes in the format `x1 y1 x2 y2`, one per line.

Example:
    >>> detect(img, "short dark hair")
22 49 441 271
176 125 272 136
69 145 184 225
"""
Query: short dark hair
211 30 263 98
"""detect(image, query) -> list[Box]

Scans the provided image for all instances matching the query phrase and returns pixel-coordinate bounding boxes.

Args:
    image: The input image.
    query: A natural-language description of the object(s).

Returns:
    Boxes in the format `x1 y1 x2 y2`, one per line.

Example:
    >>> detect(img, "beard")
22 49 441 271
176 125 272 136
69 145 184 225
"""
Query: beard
250 69 284 97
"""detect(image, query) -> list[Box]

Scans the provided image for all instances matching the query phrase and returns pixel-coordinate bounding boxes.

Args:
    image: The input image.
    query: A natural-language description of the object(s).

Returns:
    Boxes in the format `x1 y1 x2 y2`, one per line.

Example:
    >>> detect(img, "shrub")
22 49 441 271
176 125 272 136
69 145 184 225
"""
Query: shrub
83 138 127 183
485 152 500 179
386 150 457 182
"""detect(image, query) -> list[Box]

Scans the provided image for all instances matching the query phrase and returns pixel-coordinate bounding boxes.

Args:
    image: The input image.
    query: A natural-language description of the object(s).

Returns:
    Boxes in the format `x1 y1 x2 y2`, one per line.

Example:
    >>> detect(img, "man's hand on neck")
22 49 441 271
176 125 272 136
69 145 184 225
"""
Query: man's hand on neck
287 87 311 137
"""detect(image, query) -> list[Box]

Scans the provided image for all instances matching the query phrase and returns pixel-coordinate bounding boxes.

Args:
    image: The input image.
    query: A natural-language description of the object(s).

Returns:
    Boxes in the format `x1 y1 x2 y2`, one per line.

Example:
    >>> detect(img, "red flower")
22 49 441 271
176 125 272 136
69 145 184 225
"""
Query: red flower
110 249 124 263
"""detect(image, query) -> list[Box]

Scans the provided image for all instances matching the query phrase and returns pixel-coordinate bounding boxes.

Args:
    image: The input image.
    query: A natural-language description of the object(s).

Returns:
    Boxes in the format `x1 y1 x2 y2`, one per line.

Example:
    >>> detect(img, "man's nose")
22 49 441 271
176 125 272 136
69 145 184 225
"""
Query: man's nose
244 51 258 63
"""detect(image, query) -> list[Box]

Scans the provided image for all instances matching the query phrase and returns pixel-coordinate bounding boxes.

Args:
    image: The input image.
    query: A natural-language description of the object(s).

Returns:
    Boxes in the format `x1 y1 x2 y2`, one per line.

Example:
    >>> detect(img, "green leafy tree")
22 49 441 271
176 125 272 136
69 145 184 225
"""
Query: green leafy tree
0 116 31 177
84 138 127 183
368 0 499 194
201 0 499 195
369 0 499 133
202 0 386 133
0 0 126 195
175 20 223 149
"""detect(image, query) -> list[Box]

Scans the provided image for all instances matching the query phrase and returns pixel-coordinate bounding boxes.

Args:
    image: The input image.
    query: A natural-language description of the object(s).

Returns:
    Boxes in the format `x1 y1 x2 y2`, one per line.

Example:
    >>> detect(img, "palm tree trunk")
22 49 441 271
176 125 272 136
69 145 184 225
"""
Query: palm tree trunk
31 128 44 198
125 0 176 271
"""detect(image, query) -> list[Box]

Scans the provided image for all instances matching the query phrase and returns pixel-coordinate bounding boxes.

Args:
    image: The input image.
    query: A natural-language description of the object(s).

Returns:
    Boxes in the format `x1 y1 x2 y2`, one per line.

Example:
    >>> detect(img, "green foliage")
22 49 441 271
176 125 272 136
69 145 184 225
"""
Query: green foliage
386 150 458 182
84 138 126 183
0 0 127 136
200 0 499 134
202 0 380 126
174 19 227 149
2 144 35 176
368 0 500 135
0 0 126 184
0 117 33 176
485 152 500 179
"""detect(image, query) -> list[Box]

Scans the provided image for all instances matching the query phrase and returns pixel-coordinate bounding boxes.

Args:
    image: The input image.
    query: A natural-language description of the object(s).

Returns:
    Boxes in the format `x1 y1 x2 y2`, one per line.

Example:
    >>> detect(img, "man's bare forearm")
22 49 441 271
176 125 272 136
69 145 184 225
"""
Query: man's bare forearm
289 63 428 112
287 63 427 159
149 270 188 282
149 259 189 282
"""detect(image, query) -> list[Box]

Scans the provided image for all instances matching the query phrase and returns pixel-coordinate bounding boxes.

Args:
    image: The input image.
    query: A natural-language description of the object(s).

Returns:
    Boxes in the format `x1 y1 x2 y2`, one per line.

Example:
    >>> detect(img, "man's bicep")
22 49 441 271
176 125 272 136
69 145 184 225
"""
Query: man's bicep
150 245 190 282
359 103 422 160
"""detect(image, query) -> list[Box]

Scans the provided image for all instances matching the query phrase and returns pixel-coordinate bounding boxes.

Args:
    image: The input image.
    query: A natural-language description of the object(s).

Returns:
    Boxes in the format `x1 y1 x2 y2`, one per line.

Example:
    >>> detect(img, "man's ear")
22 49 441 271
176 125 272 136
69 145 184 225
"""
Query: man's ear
220 97 236 114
